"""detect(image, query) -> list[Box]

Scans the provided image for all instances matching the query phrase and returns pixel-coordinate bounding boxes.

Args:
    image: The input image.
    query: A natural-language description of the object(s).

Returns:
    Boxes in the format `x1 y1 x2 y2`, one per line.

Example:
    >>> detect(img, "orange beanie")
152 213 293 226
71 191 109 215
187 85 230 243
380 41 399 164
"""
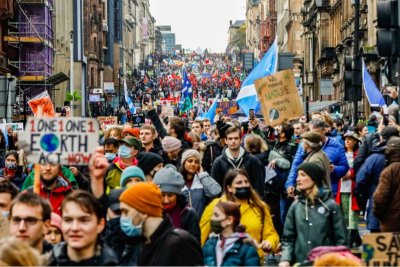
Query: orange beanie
119 182 163 217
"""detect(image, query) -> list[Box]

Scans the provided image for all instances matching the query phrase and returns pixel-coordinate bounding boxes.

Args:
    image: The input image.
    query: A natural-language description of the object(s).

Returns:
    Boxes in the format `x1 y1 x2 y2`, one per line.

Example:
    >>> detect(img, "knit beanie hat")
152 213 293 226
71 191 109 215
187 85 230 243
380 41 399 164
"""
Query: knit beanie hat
381 126 399 141
123 128 140 138
216 120 231 138
50 212 62 231
137 152 164 175
153 166 185 195
297 162 324 187
181 149 201 165
301 131 322 145
161 136 182 152
120 166 146 187
119 182 163 217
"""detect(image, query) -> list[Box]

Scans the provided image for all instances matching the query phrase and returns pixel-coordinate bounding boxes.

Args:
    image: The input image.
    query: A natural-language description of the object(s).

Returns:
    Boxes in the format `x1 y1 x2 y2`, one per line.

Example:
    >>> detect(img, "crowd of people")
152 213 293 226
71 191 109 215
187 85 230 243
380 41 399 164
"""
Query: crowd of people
0 53 399 266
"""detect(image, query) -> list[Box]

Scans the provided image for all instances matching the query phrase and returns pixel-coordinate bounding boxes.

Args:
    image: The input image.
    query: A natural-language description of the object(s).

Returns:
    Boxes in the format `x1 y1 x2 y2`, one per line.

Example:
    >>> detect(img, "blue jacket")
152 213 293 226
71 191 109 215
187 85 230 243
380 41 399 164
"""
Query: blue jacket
203 234 260 266
356 147 386 230
286 137 349 195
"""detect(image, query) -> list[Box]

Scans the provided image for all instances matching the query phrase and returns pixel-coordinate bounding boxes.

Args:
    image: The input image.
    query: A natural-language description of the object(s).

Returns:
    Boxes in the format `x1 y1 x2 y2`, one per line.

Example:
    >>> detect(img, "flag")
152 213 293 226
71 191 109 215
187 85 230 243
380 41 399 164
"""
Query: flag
179 68 193 113
362 60 387 110
236 37 278 116
124 79 136 115
202 94 220 124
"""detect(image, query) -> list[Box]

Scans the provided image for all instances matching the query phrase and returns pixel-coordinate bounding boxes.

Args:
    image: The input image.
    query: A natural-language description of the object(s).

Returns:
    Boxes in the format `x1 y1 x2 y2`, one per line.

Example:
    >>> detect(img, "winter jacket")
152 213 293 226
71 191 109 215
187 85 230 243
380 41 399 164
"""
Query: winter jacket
102 217 142 266
356 145 386 230
286 137 349 195
21 166 77 191
303 148 332 191
182 171 221 217
373 158 400 232
48 242 118 266
137 215 203 266
0 167 26 189
202 140 223 174
104 157 138 192
26 176 72 215
280 189 348 264
211 147 265 199
203 234 260 266
200 196 279 259
353 132 381 173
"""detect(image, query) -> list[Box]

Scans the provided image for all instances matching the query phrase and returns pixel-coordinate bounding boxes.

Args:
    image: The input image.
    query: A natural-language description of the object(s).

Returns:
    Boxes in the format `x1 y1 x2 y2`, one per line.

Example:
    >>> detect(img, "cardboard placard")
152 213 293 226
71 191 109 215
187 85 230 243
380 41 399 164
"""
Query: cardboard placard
162 106 174 117
0 214 10 238
97 116 118 129
19 117 99 165
254 70 303 127
363 233 400 266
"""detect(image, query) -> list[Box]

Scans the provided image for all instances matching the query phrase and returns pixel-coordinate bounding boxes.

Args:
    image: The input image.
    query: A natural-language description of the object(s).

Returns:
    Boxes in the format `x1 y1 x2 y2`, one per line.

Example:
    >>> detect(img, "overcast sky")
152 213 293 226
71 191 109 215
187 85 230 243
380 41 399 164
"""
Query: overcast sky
149 0 246 53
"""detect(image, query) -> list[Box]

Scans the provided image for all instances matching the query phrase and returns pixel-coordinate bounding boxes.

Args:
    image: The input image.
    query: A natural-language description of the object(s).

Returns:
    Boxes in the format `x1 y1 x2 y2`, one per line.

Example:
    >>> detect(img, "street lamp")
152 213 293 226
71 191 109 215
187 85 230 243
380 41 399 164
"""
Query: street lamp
6 73 15 123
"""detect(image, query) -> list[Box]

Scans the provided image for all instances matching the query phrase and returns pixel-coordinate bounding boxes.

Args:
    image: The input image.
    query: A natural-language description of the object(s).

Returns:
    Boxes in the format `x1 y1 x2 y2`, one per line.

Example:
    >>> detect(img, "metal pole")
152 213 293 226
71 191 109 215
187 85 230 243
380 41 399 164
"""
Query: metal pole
70 31 74 117
398 58 400 124
353 0 360 125
306 96 310 122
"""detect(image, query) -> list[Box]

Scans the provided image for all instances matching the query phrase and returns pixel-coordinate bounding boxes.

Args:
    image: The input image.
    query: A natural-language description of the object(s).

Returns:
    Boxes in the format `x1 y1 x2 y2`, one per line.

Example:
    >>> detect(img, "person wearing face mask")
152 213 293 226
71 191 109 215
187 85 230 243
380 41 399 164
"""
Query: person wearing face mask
0 151 27 189
104 137 141 192
203 201 260 266
153 166 201 241
119 182 203 266
0 180 19 219
104 138 119 163
200 169 279 262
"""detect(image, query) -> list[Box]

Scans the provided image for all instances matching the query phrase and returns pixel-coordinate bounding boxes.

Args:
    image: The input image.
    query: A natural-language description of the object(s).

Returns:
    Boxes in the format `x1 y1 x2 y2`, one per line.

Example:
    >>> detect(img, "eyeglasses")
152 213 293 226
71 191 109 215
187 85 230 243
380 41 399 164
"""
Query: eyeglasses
11 216 43 226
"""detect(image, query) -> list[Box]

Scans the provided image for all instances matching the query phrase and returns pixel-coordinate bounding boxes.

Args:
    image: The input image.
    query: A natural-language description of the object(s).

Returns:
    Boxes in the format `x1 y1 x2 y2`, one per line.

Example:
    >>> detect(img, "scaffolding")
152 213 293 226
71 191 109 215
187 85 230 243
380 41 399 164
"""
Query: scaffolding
4 0 55 120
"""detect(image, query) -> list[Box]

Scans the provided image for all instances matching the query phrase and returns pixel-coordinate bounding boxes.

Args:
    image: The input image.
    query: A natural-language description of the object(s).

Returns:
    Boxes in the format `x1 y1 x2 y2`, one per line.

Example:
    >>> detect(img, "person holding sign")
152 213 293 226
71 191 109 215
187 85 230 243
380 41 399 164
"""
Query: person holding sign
279 162 347 267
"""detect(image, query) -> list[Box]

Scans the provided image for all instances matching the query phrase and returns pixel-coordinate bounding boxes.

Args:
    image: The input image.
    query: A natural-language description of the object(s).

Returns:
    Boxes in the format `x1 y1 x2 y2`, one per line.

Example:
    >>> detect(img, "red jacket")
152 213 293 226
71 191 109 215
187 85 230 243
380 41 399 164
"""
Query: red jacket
335 151 360 211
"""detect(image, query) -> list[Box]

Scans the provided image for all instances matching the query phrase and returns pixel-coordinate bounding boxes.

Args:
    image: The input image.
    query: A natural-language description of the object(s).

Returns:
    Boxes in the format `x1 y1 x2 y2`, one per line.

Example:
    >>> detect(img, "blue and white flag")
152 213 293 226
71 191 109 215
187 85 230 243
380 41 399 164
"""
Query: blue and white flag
179 68 193 113
202 94 220 124
362 60 387 110
236 37 278 116
124 79 136 114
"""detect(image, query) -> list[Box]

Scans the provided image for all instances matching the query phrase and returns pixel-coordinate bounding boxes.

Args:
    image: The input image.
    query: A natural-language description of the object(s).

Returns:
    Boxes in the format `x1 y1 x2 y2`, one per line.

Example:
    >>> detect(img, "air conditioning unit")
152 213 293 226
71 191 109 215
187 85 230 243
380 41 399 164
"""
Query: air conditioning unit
93 88 103 94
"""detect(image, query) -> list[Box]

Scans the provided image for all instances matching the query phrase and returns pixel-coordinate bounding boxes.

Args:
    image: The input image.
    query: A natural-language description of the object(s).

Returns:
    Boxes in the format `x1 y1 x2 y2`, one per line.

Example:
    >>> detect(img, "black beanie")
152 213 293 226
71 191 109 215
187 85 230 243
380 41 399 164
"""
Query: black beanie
216 121 231 138
137 152 164 175
297 162 324 187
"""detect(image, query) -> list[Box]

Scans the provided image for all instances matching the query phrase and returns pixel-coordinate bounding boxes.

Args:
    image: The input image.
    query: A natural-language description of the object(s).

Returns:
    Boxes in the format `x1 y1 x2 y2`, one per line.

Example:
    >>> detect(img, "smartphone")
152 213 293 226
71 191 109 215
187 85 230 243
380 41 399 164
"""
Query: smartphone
383 114 389 126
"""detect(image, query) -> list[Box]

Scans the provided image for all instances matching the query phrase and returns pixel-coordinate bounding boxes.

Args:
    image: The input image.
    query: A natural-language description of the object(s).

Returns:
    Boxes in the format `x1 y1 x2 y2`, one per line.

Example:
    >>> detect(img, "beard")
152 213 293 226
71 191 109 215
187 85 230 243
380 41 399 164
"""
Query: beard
41 175 58 188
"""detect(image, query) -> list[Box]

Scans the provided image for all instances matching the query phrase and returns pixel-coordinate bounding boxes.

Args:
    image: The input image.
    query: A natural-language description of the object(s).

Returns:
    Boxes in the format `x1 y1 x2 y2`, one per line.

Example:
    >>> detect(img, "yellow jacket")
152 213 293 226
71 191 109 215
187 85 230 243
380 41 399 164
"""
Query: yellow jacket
200 195 279 258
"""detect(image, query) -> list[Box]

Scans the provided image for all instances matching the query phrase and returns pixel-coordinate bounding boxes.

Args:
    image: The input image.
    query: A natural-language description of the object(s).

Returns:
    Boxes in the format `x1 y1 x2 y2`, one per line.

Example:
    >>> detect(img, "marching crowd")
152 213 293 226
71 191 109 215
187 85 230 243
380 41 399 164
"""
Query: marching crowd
0 54 400 266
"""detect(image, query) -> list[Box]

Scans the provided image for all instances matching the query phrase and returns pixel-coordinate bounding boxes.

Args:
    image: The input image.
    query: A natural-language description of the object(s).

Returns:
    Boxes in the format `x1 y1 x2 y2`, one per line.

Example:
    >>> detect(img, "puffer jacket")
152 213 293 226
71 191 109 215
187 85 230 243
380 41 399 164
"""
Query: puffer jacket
48 242 118 266
211 147 265 199
203 233 260 266
286 137 349 195
182 171 221 217
373 152 400 232
280 189 348 265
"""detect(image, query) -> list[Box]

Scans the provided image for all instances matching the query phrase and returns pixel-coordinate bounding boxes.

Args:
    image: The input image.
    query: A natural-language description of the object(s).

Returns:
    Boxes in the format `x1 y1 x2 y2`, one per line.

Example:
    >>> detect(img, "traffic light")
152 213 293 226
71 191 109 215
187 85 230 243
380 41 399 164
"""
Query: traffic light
376 0 400 57
344 55 362 101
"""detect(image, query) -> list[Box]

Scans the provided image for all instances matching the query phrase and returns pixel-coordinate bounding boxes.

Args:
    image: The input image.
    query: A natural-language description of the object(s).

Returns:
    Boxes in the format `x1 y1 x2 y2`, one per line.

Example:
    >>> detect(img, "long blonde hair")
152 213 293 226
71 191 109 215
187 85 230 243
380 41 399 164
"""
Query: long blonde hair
0 237 41 266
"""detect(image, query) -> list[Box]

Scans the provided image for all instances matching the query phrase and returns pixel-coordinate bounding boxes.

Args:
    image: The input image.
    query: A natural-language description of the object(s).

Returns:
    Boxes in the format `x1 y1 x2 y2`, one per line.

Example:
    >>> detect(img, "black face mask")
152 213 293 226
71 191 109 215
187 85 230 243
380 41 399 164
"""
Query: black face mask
235 187 251 199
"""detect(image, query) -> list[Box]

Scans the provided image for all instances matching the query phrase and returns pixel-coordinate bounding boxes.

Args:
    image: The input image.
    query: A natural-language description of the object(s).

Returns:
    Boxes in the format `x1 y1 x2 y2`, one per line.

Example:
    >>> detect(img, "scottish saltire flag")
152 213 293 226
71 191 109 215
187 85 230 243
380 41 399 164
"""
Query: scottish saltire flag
236 37 278 116
179 68 193 113
362 59 387 110
202 94 220 124
124 79 136 114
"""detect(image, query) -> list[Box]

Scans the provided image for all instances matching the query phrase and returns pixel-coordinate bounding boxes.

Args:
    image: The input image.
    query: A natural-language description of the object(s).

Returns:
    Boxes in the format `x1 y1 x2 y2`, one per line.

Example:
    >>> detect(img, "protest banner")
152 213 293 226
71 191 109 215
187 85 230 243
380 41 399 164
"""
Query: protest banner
162 106 174 117
254 70 303 127
363 232 400 266
97 116 118 129
216 100 239 115
0 123 24 133
19 117 99 166
28 91 55 118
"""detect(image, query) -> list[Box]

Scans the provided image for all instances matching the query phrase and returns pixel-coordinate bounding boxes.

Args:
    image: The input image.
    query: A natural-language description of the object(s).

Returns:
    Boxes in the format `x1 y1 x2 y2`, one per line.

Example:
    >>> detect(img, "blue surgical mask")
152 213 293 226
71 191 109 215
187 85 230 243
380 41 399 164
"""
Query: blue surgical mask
120 216 143 237
118 145 133 159
105 153 116 162
5 162 17 170
1 211 9 218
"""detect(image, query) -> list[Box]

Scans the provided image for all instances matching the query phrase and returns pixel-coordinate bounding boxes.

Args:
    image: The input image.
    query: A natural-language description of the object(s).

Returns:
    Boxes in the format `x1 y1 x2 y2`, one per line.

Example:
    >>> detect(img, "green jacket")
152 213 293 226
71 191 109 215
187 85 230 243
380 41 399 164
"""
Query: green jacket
280 189 348 264
21 166 78 191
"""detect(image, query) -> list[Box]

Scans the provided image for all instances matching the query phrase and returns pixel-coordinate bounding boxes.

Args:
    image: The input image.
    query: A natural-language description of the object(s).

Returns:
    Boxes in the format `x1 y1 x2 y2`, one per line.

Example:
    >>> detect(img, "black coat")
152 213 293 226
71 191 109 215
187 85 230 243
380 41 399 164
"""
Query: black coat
137 215 203 266
48 242 118 266
211 148 265 199
202 140 224 174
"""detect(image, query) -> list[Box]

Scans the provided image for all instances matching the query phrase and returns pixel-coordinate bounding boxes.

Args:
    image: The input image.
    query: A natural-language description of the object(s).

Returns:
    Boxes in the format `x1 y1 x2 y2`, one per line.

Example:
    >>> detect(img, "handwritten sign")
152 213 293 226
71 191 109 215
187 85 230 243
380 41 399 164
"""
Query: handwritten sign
363 233 400 266
162 106 174 117
0 123 24 133
19 117 99 165
254 70 303 127
97 116 118 129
